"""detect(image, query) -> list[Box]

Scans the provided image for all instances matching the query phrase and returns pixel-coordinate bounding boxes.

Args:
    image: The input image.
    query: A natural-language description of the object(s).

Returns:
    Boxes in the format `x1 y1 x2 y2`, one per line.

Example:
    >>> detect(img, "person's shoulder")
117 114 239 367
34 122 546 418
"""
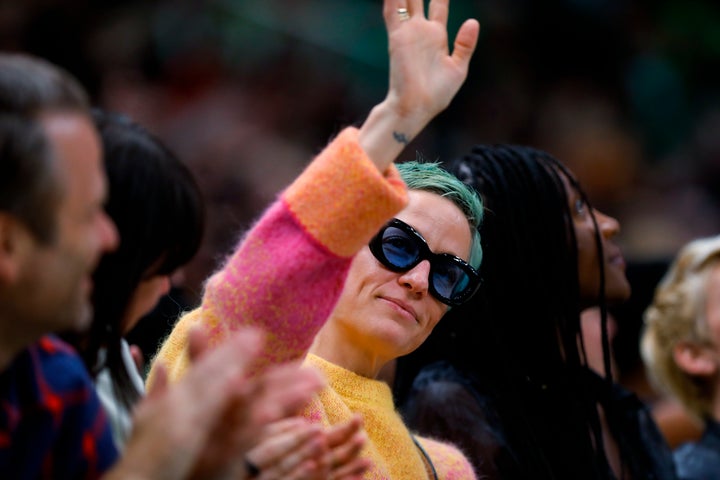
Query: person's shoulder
411 361 492 407
33 335 94 390
35 335 79 357
415 435 477 480
674 438 720 479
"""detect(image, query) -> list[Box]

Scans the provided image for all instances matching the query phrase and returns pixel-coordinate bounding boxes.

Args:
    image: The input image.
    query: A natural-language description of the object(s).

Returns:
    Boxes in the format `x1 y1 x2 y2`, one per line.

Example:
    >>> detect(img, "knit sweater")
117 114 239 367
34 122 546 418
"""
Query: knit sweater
148 127 477 479
306 354 478 479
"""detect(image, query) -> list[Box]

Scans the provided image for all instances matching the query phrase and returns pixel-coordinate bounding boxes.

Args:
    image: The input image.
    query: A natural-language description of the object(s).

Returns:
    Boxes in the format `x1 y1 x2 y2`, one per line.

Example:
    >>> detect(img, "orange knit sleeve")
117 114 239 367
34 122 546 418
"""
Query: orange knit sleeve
283 127 407 257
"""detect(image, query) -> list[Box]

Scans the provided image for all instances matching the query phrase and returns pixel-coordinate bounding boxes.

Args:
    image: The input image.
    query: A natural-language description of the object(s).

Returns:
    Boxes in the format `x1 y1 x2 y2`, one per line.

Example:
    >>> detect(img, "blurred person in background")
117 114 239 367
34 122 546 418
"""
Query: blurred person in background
642 235 720 479
63 108 205 449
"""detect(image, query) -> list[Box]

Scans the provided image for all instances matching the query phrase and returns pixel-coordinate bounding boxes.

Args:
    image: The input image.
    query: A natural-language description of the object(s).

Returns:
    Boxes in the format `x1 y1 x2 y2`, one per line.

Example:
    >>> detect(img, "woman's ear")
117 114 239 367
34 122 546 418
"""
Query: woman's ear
673 341 718 377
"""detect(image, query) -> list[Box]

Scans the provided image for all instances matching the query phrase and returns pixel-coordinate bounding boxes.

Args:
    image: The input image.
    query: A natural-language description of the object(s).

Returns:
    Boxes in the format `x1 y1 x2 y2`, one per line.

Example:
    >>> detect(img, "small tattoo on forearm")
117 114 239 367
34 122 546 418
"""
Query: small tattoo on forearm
393 131 409 145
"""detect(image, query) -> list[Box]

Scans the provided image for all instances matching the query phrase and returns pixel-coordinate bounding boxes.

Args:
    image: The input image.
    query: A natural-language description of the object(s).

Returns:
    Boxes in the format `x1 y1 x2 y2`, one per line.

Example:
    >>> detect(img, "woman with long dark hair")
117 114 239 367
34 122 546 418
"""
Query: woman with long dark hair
64 109 205 446
396 145 678 479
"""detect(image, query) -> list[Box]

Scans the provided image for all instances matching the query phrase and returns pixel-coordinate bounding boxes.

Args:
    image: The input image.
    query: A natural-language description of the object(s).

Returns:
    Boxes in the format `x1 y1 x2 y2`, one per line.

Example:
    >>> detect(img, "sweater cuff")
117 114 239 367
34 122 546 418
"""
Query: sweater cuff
283 127 408 257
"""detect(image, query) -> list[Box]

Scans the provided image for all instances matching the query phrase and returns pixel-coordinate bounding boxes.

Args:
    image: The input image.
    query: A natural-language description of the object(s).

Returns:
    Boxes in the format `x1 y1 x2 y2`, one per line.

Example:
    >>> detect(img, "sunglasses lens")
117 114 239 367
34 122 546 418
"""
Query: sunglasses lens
432 261 471 302
381 225 420 269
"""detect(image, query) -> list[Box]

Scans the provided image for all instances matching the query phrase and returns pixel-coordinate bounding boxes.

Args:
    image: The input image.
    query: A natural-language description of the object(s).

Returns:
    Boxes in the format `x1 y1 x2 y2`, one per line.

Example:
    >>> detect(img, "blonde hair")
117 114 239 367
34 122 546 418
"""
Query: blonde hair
641 235 720 419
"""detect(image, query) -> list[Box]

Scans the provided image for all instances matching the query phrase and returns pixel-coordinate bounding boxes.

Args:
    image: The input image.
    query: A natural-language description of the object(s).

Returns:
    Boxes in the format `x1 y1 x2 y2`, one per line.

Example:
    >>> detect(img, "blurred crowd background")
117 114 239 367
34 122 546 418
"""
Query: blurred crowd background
3 0 720 401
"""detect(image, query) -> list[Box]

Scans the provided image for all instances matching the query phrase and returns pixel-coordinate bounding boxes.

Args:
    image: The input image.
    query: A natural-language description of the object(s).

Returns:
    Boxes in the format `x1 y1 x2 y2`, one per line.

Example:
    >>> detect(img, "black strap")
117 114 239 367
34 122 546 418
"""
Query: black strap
412 435 439 480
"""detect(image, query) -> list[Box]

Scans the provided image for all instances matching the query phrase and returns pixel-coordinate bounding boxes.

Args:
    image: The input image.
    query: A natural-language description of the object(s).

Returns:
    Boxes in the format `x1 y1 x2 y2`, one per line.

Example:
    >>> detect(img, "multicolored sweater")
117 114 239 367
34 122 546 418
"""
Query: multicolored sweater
148 127 477 479
0 336 118 479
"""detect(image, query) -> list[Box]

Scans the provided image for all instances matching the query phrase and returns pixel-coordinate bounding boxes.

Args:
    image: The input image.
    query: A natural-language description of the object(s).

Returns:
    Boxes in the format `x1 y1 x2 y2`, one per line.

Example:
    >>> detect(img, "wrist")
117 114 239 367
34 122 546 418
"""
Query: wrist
358 99 429 171
373 96 433 135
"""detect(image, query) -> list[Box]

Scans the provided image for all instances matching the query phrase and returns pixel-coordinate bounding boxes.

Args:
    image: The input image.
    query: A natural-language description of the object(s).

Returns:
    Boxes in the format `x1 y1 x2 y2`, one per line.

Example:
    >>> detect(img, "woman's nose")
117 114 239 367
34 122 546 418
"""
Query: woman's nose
595 209 620 238
397 260 431 296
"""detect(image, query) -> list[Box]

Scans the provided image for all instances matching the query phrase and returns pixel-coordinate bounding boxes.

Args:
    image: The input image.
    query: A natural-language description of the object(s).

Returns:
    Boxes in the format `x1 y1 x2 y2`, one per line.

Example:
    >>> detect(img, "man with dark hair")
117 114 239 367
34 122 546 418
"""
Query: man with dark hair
0 53 121 477
0 53 326 479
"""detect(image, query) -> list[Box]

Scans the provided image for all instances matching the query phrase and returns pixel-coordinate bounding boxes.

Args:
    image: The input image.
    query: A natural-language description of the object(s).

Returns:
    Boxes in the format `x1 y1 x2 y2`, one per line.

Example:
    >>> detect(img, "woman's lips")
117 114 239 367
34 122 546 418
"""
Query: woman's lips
380 296 418 323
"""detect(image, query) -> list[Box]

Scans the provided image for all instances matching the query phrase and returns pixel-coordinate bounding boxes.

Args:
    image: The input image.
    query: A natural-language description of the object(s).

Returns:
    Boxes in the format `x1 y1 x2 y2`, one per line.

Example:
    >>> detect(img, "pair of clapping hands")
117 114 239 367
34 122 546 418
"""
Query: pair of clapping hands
105 327 369 480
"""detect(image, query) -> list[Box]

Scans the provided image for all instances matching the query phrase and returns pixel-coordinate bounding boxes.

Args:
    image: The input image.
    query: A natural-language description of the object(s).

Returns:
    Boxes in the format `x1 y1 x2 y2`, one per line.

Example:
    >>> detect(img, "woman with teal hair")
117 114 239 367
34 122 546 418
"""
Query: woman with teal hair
148 0 487 476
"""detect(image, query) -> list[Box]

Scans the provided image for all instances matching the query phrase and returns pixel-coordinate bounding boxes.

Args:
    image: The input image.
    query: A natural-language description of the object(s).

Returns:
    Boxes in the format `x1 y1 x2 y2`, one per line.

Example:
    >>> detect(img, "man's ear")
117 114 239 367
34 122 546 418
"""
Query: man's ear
673 341 718 377
0 213 30 284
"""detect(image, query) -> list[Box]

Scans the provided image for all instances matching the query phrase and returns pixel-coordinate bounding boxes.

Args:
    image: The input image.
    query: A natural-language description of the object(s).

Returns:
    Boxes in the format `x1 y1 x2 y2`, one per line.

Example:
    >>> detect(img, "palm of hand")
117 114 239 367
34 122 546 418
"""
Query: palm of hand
386 13 479 119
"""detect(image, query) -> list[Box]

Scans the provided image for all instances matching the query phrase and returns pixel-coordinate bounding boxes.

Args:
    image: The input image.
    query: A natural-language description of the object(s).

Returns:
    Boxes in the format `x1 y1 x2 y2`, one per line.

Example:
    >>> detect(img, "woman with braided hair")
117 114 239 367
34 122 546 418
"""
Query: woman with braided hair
397 144 678 479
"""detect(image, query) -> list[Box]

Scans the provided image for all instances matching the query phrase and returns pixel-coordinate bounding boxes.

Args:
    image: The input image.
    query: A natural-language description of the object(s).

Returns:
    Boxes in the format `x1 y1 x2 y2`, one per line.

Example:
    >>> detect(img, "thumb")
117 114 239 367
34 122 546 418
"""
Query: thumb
451 19 480 69
145 363 168 398
187 326 210 362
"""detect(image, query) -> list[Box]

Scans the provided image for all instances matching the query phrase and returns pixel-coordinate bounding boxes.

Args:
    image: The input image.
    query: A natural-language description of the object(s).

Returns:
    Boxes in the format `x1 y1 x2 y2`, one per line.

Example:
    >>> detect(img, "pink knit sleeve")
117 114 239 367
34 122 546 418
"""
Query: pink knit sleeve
147 127 407 386
418 437 478 480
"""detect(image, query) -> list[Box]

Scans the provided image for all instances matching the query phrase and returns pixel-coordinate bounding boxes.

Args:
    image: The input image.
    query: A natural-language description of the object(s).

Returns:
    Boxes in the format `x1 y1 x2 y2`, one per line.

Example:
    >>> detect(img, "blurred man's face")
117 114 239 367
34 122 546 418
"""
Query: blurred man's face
16 111 118 334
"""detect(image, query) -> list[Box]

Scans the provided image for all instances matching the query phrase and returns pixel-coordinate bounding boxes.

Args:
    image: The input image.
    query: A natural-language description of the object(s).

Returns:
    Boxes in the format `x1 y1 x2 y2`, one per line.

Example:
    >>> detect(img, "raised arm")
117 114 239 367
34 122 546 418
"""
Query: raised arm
148 0 479 385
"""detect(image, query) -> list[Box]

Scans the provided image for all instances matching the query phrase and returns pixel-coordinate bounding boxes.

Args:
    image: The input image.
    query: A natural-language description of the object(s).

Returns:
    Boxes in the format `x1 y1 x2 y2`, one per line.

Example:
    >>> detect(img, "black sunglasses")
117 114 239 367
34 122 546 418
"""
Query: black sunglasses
369 218 481 306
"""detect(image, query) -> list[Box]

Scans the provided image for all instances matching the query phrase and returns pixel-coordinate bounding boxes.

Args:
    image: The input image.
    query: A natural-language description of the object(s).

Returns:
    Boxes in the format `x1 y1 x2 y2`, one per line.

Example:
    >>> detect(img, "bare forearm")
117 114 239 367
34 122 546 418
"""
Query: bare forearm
358 98 432 172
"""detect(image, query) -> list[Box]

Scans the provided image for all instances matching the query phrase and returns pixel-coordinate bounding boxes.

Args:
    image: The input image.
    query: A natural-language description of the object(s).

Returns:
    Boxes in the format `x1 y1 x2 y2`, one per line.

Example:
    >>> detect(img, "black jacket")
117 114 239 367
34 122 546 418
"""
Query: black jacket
402 361 678 480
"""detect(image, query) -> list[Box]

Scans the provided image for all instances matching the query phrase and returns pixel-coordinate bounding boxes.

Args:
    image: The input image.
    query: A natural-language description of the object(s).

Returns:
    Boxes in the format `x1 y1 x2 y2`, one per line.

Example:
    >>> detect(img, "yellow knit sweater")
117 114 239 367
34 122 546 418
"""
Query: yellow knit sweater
306 354 476 479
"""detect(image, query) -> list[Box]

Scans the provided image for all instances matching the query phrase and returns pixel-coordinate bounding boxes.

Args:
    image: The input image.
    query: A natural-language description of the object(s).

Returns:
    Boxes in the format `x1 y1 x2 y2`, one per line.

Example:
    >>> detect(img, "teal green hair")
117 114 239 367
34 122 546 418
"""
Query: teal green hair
397 161 484 269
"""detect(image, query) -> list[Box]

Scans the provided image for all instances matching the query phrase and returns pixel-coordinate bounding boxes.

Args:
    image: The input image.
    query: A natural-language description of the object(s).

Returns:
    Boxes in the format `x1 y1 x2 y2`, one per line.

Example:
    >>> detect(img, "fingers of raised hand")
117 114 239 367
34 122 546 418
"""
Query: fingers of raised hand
427 0 450 25
383 0 403 27
384 0 423 28
385 0 452 27
450 18 481 68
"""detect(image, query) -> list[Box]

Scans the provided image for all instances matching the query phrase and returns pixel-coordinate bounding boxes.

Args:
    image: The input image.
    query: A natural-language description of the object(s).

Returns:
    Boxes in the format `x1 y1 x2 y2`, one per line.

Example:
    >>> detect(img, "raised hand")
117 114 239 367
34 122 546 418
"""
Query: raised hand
359 0 480 170
384 0 480 121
